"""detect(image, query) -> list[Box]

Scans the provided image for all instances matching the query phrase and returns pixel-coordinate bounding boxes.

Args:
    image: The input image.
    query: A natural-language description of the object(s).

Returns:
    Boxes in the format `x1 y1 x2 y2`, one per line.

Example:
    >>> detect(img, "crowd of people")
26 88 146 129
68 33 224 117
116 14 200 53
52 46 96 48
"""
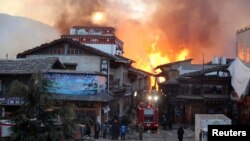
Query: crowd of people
79 118 131 140
79 117 185 141
78 118 147 140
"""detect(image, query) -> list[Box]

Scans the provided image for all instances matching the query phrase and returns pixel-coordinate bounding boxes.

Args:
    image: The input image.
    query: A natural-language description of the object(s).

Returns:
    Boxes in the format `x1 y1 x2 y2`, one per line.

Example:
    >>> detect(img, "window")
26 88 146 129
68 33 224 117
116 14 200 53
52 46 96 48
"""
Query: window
63 63 77 70
67 49 79 55
75 50 78 54
79 50 83 54
144 109 154 115
203 85 223 94
191 85 201 95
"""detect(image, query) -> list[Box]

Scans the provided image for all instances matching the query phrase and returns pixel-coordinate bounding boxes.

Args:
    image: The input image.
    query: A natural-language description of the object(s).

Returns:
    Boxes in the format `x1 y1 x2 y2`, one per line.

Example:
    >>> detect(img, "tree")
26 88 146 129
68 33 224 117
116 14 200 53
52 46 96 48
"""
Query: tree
6 73 77 141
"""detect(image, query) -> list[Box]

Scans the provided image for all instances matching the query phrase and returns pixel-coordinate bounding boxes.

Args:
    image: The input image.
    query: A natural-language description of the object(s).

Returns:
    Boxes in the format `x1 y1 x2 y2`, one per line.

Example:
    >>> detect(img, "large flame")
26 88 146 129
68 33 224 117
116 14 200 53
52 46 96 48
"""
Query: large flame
134 35 189 88
176 49 189 61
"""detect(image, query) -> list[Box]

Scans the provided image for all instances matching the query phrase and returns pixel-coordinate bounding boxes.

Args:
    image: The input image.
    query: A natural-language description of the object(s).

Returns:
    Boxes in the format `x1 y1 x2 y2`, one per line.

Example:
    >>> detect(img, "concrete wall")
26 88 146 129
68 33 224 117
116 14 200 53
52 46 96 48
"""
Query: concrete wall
114 65 124 86
26 55 102 72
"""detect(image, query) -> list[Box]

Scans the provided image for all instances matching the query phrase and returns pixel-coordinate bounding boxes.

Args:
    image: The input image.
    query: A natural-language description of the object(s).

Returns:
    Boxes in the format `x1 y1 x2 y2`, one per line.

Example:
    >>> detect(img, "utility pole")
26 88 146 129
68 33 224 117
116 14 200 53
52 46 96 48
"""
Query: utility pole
203 53 204 70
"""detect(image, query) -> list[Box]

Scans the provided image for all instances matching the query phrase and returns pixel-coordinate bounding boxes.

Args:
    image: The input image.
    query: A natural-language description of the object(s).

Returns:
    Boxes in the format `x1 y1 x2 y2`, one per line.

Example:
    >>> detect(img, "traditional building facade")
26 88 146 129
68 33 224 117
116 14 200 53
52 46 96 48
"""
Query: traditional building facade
16 38 120 123
0 58 64 117
156 59 233 124
62 26 124 56
16 37 151 122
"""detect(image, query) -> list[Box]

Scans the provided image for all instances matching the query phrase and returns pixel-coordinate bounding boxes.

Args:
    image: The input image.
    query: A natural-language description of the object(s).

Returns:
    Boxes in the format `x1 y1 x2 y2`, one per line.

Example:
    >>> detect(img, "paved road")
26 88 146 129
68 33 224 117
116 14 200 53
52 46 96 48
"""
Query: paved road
93 126 195 141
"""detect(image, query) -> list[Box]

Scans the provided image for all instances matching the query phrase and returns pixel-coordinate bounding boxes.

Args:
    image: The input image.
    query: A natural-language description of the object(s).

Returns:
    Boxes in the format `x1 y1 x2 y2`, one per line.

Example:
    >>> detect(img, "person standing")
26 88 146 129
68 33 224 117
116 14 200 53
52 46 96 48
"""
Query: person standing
85 123 91 137
94 121 101 139
177 125 184 141
110 123 115 140
113 120 120 140
138 123 144 140
120 123 127 140
102 122 108 138
169 117 173 130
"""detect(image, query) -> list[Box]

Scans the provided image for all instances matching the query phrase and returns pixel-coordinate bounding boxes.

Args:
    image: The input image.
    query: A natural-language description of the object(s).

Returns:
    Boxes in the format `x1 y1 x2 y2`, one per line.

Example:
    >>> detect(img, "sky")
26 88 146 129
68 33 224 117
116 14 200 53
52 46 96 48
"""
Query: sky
1 0 250 71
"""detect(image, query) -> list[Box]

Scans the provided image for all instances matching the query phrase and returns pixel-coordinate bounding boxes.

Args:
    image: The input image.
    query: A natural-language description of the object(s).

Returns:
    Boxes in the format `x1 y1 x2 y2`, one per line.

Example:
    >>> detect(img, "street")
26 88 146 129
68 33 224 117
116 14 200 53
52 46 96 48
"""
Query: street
95 125 195 141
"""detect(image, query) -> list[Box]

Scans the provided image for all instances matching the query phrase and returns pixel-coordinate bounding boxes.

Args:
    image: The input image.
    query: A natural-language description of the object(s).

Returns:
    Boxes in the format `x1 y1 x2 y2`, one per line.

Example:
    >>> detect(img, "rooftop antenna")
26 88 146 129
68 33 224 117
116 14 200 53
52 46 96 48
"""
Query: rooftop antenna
6 53 8 60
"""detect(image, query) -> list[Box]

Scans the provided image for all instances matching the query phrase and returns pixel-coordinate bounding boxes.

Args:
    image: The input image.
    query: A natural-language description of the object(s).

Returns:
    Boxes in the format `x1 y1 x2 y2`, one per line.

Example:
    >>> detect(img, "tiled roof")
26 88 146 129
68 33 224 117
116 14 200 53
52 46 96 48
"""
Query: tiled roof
16 38 130 64
154 59 193 69
17 38 116 59
48 69 105 75
179 64 230 77
0 57 62 74
128 67 153 76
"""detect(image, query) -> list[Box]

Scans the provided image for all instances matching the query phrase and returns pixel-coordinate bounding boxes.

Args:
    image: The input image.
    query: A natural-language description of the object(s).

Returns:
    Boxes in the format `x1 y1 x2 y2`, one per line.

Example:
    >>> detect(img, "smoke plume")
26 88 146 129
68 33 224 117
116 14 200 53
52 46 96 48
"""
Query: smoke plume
1 0 250 64
49 0 250 63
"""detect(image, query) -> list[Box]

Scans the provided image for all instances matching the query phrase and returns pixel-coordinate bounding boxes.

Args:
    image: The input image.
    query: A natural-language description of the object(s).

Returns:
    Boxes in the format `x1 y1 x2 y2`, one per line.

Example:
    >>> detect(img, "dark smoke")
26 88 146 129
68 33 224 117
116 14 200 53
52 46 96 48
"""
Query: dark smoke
153 0 221 62
3 0 250 63
51 0 250 63
53 0 106 34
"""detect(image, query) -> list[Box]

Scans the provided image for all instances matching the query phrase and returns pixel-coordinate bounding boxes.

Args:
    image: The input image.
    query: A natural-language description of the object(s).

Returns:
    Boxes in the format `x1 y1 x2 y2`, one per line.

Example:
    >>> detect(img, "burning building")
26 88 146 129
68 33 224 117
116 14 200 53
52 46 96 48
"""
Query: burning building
62 26 124 56
236 25 250 63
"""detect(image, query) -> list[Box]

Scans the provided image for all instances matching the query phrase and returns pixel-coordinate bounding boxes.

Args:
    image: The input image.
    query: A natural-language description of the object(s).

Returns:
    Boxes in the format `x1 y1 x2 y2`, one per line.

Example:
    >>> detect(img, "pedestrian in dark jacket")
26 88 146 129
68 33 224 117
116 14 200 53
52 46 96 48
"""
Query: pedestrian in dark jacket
169 117 173 130
94 122 101 139
113 120 120 140
85 123 91 137
102 122 108 138
177 125 184 141
138 123 144 140
111 123 115 140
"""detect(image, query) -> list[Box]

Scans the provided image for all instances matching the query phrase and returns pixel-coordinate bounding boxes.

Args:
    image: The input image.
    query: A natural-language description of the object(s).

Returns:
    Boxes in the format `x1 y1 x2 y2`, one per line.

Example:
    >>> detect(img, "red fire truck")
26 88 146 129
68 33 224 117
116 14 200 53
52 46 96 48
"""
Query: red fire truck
137 102 159 131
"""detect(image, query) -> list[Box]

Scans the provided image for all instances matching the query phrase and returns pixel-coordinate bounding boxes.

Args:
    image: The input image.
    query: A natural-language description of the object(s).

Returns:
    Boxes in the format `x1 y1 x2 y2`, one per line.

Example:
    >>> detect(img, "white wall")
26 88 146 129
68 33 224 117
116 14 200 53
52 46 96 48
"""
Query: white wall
85 44 117 55
114 65 124 86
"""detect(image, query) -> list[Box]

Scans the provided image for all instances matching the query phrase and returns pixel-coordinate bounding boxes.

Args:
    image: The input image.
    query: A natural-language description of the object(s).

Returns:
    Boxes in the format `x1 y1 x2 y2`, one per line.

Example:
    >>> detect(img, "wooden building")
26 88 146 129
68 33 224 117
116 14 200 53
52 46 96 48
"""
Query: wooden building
156 60 233 124
16 38 151 122
0 57 63 117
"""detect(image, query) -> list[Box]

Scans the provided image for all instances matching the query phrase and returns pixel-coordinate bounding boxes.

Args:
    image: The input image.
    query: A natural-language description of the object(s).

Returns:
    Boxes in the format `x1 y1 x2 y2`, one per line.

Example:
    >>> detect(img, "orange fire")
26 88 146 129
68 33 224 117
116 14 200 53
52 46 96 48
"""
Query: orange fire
133 36 189 88
176 48 189 61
